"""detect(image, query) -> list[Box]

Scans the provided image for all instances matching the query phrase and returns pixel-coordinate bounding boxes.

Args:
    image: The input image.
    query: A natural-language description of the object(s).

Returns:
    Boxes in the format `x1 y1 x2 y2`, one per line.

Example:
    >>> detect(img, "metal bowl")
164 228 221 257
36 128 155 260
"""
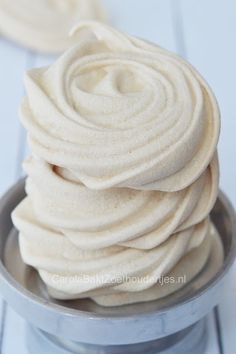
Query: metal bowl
0 179 235 354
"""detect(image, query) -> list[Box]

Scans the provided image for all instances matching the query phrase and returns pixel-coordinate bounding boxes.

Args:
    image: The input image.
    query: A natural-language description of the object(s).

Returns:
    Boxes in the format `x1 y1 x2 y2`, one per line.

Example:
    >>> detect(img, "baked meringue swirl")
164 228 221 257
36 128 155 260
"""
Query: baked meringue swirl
21 21 220 190
12 22 222 306
0 1 106 53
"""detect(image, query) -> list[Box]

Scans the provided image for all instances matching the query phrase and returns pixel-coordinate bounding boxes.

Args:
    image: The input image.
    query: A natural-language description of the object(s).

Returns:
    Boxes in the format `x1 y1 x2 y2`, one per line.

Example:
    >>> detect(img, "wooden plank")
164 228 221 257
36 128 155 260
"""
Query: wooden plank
179 0 236 209
0 299 6 352
1 308 25 354
206 312 220 354
103 0 177 51
218 263 236 354
0 38 30 196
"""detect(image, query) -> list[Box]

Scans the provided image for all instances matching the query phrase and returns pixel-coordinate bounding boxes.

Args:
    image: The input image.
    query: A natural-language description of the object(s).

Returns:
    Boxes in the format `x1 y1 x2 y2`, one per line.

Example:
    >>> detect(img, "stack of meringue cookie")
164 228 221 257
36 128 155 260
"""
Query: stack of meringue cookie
12 22 223 307
0 0 106 53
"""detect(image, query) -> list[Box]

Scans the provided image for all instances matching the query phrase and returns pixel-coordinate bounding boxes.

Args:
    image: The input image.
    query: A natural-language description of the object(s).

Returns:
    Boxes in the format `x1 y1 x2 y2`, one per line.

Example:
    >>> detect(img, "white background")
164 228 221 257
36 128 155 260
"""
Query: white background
0 1 235 353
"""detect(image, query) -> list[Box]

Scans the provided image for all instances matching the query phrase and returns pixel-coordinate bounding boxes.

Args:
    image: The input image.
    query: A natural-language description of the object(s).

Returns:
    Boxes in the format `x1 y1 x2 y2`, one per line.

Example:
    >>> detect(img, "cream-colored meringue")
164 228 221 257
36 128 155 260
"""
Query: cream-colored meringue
20 21 220 191
14 156 219 251
0 1 106 53
13 195 223 305
12 22 222 306
46 225 224 306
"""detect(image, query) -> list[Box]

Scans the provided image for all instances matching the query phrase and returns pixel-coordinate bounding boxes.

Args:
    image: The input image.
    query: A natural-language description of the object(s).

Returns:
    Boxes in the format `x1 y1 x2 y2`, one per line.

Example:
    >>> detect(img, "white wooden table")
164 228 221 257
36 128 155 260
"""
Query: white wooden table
0 1 235 353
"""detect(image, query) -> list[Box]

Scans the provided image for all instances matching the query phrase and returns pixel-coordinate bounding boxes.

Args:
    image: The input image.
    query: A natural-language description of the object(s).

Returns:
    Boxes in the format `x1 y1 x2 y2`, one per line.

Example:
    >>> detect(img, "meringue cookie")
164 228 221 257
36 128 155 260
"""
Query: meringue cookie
12 22 222 306
20 21 220 190
13 194 223 305
0 1 106 53
14 155 219 251
13 193 214 299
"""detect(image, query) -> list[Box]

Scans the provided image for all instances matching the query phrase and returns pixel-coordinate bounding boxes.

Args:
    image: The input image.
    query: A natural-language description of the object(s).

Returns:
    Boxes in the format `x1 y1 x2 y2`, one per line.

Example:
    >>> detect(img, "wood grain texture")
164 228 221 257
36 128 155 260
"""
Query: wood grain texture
218 263 236 354
1 308 25 354
103 0 177 51
180 0 236 209
0 39 28 196
206 313 220 354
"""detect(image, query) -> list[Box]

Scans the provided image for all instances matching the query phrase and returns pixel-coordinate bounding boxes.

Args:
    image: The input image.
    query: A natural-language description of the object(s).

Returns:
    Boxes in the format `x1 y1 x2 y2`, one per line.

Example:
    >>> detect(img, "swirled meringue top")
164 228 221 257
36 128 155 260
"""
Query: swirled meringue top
20 21 220 190
0 1 106 53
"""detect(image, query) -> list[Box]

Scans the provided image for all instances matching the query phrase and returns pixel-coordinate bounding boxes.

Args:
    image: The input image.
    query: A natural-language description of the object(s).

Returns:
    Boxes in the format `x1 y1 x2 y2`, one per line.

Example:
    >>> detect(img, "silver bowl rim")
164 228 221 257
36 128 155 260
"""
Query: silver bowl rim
0 178 236 321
